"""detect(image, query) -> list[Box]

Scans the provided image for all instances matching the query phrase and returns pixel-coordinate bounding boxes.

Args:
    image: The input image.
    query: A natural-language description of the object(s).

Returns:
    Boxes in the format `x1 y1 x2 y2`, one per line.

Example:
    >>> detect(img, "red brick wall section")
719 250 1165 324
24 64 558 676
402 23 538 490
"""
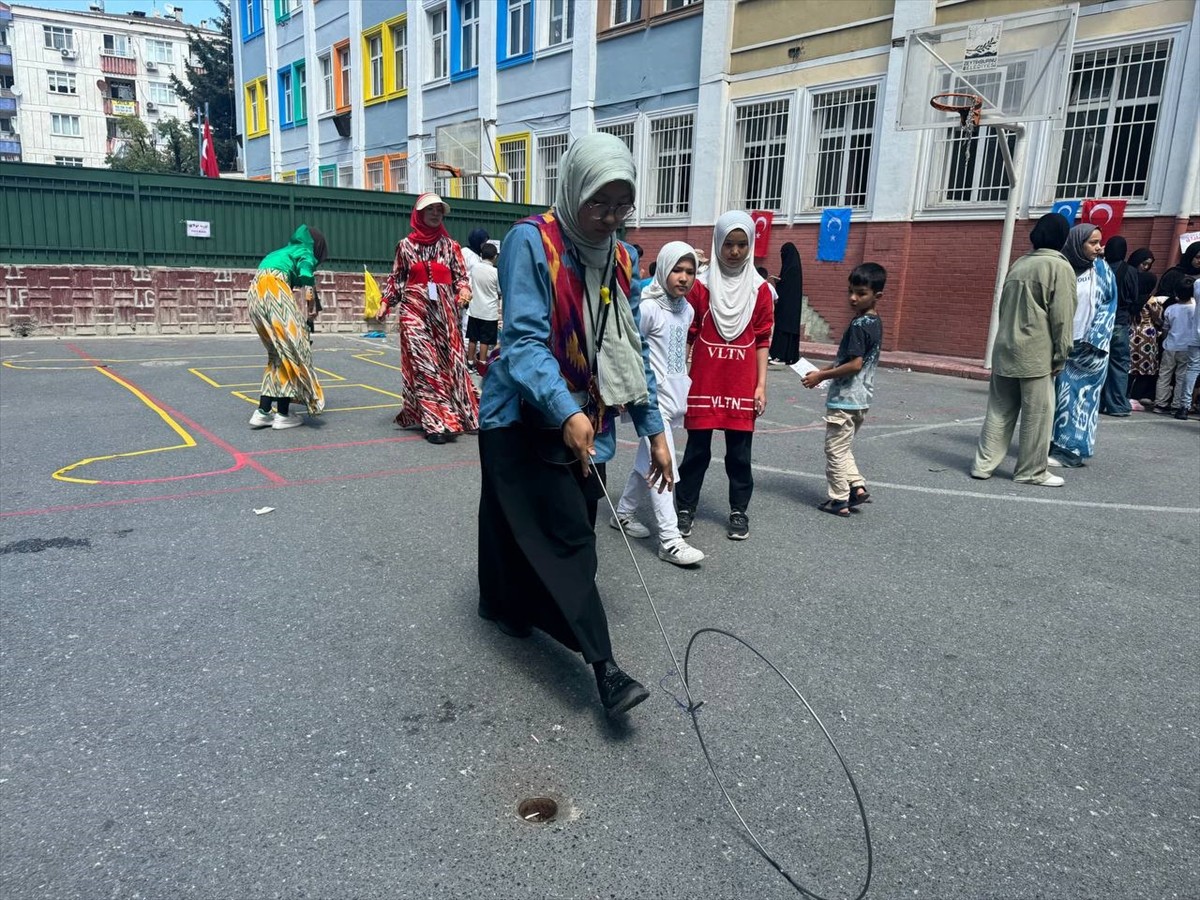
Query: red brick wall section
627 216 1188 359
0 266 374 338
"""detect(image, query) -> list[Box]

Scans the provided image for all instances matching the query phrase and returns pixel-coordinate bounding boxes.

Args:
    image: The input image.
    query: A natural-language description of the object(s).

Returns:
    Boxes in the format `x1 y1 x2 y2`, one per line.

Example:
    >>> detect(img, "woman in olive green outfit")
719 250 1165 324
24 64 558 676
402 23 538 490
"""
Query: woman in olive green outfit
247 225 328 430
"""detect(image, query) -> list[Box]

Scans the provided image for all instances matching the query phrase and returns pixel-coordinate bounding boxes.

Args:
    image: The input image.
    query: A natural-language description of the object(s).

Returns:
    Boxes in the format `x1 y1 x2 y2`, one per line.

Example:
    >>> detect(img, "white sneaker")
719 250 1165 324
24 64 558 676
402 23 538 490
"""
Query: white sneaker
658 538 705 566
248 409 274 428
1045 456 1063 468
272 412 305 430
1016 473 1065 487
609 514 650 539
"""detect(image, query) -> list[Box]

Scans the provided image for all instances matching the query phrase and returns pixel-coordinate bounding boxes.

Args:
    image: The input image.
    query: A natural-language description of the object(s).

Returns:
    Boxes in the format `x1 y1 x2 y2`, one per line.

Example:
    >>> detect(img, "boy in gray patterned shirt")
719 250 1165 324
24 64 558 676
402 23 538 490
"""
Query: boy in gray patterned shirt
802 263 886 516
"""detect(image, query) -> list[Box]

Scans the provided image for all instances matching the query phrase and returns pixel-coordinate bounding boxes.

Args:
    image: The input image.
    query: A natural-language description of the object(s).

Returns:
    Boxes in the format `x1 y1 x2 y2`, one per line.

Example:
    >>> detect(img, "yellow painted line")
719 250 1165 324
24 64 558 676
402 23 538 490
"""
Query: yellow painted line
188 367 226 387
2 360 97 371
353 352 404 373
53 367 197 484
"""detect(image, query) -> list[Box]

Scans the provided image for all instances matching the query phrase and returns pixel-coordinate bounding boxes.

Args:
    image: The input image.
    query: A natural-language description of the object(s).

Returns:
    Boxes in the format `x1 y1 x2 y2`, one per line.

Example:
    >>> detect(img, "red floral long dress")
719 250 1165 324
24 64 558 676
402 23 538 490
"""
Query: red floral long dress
382 235 480 436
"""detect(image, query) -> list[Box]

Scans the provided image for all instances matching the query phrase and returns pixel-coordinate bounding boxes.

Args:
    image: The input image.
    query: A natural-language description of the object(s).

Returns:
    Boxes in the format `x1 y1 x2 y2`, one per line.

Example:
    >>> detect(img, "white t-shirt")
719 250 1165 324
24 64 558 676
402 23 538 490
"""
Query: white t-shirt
1072 269 1096 341
468 263 501 321
461 246 481 275
638 298 694 422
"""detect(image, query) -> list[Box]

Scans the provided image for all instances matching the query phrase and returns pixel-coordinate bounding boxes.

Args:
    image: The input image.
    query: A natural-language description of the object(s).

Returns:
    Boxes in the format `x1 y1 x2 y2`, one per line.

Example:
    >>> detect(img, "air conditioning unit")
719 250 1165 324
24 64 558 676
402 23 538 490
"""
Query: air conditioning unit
60 49 78 60
145 61 158 71
146 101 157 112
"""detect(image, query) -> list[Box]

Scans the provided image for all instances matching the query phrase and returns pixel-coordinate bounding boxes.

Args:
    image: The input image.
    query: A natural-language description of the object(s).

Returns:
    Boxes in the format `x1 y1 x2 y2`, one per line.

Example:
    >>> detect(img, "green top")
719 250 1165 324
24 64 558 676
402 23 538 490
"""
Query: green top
256 224 320 287
992 248 1078 378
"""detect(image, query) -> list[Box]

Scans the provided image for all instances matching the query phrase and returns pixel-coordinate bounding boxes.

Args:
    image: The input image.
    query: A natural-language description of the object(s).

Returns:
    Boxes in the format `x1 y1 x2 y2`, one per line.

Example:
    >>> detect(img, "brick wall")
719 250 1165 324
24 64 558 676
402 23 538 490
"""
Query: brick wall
627 215 1195 359
0 266 371 338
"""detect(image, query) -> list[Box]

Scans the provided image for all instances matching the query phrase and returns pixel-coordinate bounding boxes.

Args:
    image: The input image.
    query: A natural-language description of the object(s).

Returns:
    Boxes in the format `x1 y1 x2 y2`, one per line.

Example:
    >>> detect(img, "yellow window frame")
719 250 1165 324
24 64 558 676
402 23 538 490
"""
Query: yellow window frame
496 132 532 203
362 14 408 106
244 76 269 138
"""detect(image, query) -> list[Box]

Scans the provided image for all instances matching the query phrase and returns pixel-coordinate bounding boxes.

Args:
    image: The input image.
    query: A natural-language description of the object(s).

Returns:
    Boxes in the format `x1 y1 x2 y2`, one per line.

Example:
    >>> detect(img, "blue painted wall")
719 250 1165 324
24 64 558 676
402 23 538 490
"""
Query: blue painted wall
594 15 702 118
496 48 572 132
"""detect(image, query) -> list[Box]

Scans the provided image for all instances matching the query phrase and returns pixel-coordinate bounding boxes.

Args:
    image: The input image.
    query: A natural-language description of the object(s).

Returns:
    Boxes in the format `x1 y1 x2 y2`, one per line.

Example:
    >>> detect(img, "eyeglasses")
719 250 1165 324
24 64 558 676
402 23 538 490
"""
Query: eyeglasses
582 200 636 222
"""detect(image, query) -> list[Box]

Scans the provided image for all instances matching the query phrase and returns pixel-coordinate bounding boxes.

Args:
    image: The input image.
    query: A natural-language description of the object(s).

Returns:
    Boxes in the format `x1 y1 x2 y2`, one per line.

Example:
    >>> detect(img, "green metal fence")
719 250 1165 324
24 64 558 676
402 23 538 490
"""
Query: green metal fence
0 162 546 271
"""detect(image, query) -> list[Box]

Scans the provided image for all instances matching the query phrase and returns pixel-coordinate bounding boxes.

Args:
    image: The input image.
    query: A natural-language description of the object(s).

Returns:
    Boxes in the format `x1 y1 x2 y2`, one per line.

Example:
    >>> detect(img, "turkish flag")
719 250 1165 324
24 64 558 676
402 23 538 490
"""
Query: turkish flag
200 119 220 178
1081 199 1126 243
750 210 773 259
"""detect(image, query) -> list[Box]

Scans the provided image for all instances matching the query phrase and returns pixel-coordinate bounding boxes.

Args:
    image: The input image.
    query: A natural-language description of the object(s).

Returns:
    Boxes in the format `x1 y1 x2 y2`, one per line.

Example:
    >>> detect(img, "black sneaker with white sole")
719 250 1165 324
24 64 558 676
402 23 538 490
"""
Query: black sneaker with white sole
676 508 694 538
727 510 749 540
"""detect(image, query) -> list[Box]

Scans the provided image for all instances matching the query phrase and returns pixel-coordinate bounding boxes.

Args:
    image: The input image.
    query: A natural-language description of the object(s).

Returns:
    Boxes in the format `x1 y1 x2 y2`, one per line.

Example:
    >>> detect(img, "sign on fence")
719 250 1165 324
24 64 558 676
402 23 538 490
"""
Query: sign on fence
186 220 211 238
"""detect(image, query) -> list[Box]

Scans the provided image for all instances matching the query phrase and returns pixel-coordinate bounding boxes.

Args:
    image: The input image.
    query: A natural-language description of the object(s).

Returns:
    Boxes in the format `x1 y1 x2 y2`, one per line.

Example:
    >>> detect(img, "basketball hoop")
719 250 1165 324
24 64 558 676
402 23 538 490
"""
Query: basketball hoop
930 92 983 141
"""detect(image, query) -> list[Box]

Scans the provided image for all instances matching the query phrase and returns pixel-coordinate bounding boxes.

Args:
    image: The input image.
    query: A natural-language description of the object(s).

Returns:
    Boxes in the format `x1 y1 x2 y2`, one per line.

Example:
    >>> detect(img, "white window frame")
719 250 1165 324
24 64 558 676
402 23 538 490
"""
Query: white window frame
391 21 408 91
102 33 131 57
51 113 82 137
541 0 574 49
280 69 294 122
368 32 384 97
429 6 449 81
146 39 173 65
338 163 354 188
318 52 334 113
726 94 793 213
507 0 531 57
148 81 176 105
460 0 479 70
536 131 569 204
43 26 73 51
1044 33 1178 206
611 0 642 27
644 109 695 219
800 79 880 213
54 156 85 166
48 70 77 95
664 0 700 10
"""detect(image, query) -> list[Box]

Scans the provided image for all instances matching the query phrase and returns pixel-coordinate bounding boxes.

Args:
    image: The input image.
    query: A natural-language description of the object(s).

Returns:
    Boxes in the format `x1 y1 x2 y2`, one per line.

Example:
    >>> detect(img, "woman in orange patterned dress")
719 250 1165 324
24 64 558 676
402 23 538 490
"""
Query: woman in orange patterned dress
378 193 480 444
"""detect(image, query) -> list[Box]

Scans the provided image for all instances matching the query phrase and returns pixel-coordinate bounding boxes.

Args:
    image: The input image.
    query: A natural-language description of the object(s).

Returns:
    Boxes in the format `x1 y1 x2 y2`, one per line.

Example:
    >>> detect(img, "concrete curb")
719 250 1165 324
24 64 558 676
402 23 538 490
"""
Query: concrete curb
801 342 990 381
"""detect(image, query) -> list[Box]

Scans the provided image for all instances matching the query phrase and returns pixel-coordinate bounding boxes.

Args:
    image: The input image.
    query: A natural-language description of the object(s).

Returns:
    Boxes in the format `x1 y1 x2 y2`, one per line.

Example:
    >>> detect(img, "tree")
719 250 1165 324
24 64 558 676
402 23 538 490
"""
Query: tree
170 2 236 172
106 116 199 174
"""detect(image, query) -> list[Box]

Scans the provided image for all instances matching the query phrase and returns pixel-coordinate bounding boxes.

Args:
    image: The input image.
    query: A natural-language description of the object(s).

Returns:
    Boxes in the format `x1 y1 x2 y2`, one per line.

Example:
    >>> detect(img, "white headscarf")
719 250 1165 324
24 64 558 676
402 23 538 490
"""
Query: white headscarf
553 133 647 407
703 211 764 341
641 241 698 314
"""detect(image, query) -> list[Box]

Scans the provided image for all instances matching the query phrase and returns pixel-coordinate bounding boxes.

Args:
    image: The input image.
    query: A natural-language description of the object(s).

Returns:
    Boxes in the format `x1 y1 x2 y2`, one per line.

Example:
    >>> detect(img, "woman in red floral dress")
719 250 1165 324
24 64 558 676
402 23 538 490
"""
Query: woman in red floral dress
379 193 480 443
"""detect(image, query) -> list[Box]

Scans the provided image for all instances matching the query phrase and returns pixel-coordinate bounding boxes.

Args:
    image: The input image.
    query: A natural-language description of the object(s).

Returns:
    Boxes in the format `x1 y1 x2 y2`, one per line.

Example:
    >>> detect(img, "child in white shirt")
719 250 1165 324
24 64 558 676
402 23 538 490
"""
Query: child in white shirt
466 243 501 372
1156 277 1196 418
611 242 705 566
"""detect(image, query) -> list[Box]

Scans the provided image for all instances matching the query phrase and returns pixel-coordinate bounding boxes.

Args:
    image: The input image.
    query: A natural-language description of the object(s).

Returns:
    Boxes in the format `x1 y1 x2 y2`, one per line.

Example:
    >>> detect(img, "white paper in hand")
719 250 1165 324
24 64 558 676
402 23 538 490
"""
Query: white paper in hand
790 356 827 388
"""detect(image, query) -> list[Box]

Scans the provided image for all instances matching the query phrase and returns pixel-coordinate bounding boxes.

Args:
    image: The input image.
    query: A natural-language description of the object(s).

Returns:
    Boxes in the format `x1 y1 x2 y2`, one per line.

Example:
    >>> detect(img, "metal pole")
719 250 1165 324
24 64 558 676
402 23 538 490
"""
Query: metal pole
196 108 203 174
984 123 1026 370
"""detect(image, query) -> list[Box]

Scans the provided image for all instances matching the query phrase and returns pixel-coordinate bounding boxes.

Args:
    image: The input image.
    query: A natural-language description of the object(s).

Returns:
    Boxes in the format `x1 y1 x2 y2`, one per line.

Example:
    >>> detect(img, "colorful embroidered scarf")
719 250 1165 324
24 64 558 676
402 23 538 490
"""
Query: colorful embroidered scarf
523 211 633 430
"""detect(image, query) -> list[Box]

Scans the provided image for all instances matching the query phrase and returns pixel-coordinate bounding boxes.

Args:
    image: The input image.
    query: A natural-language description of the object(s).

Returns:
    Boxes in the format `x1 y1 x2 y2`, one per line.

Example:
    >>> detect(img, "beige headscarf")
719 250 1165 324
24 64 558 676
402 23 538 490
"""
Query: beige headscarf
554 133 647 408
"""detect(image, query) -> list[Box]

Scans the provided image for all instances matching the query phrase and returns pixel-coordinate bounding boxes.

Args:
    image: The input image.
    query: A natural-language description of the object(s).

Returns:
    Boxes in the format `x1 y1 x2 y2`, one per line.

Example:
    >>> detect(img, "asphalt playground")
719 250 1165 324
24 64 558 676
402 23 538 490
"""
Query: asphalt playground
1 332 1197 900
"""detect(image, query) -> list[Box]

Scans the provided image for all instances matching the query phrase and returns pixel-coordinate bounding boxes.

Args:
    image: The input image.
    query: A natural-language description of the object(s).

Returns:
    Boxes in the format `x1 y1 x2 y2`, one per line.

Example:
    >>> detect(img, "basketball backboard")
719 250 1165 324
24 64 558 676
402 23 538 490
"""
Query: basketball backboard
896 5 1078 131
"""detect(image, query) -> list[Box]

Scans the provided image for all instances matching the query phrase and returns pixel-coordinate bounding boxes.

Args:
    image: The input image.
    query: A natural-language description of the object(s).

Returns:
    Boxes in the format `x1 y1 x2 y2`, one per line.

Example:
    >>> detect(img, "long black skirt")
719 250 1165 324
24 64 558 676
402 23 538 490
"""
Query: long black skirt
769 328 801 365
477 426 612 663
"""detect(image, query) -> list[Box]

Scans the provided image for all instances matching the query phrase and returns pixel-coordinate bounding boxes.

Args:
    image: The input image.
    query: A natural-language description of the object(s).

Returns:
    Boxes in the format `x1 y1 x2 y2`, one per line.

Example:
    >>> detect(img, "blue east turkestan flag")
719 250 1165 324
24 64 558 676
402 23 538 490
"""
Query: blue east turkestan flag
817 208 852 262
1051 200 1080 224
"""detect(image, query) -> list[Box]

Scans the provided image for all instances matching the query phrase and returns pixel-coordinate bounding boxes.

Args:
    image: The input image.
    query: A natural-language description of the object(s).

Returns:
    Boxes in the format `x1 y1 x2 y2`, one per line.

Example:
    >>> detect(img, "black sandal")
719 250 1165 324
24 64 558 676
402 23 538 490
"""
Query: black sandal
848 485 871 508
818 499 850 517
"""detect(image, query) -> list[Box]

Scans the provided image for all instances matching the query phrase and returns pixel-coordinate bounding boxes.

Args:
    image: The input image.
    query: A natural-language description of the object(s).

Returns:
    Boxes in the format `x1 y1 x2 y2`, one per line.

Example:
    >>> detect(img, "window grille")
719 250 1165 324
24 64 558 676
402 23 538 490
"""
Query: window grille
646 113 693 217
499 136 529 203
598 120 635 153
388 156 408 192
805 85 876 210
927 67 1023 206
537 133 569 204
730 99 789 211
1054 39 1171 200
366 159 385 191
320 166 337 187
338 164 353 188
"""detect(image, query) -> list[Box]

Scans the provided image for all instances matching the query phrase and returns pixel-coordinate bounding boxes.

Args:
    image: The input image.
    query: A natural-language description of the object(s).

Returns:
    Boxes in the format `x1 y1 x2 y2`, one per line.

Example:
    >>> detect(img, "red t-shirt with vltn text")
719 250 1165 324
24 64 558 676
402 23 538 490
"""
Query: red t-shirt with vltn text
684 280 774 432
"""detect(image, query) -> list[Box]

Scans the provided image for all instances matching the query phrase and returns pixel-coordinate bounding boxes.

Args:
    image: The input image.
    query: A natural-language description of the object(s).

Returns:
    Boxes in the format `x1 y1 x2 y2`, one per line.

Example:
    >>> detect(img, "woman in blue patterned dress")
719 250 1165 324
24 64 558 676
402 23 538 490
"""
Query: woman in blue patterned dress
1049 224 1118 468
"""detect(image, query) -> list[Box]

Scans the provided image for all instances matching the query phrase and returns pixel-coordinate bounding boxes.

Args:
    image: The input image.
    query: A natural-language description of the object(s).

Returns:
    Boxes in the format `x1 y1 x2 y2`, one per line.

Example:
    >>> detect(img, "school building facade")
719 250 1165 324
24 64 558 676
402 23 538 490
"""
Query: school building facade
231 0 1200 358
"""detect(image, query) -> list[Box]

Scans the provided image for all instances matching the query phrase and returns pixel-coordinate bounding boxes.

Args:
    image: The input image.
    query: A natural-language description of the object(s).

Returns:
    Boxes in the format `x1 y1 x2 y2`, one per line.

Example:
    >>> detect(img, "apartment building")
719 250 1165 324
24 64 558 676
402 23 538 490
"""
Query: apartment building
233 0 1199 357
1 1 219 167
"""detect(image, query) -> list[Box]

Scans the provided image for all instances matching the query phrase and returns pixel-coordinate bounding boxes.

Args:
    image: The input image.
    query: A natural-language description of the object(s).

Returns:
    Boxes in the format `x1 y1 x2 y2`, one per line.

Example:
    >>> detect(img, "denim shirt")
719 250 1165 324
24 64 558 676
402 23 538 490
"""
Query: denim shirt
479 223 663 463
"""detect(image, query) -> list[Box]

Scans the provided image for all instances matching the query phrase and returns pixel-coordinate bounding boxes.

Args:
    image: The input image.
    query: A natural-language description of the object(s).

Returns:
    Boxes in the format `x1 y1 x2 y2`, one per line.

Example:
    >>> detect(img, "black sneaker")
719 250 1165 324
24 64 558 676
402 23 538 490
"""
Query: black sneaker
595 661 650 717
676 508 694 538
727 510 749 541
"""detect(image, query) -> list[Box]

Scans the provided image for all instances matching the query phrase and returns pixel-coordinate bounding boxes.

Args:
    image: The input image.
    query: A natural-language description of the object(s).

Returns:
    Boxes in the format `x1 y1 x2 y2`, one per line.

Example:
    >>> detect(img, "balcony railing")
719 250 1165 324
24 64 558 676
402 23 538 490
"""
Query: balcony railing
100 54 137 76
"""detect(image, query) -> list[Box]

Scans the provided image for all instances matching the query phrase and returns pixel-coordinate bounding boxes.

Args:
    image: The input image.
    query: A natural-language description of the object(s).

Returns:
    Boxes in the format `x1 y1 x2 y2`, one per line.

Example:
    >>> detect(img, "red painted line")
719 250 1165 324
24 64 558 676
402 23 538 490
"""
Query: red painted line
0 459 479 519
246 434 425 456
66 343 286 485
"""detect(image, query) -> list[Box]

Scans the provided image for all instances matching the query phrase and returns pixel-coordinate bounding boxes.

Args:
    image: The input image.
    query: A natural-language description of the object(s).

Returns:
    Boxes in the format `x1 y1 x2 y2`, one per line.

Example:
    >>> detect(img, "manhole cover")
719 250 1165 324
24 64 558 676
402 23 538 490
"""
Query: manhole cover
518 797 558 824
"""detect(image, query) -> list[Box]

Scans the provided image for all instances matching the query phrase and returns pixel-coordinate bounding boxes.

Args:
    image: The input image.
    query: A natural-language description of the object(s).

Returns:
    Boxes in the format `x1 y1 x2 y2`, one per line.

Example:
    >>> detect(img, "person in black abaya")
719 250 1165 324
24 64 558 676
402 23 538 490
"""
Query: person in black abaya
769 242 803 365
